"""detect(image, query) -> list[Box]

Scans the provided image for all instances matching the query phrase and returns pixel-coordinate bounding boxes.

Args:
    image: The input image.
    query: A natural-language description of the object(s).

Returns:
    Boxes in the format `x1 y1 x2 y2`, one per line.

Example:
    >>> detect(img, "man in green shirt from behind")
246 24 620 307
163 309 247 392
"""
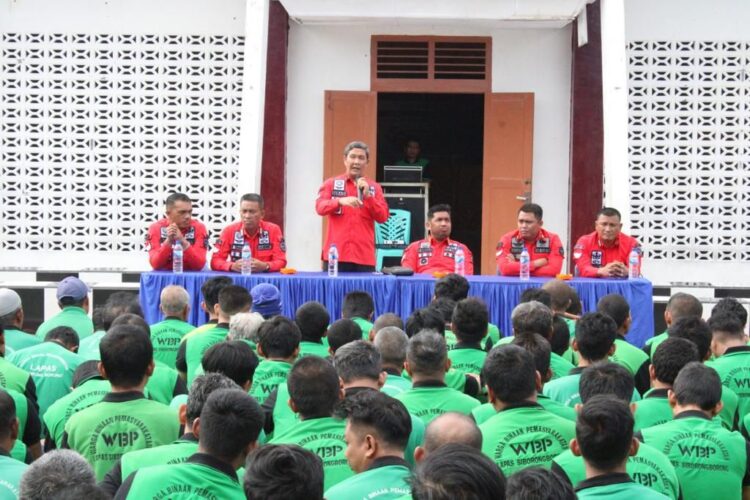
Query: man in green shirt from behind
0 326 37 407
78 291 143 361
573 395 669 499
243 444 325 500
36 276 94 341
62 324 179 481
448 298 488 376
149 285 194 367
412 411 482 464
269 356 351 491
342 291 375 340
708 313 750 420
0 390 27 499
250 316 300 404
0 288 41 356
115 388 263 499
637 362 750 500
643 292 703 359
597 293 651 395
295 301 331 358
374 327 411 397
396 331 479 425
181 276 234 343
325 390 412 500
479 344 575 474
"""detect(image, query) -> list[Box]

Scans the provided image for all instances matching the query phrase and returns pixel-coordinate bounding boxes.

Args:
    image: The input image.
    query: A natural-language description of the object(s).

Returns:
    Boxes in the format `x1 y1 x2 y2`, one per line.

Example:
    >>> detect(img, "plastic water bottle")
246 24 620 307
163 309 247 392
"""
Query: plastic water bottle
519 247 530 281
241 243 252 275
628 248 640 279
328 244 339 277
454 247 466 276
172 242 183 274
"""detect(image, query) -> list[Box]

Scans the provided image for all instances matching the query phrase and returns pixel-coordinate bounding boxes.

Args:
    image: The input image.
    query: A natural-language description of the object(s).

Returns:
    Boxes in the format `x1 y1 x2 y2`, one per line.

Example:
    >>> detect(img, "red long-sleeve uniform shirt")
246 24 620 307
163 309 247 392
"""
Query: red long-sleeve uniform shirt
573 231 641 277
210 220 287 272
496 228 564 277
315 174 389 266
401 237 474 275
145 218 209 271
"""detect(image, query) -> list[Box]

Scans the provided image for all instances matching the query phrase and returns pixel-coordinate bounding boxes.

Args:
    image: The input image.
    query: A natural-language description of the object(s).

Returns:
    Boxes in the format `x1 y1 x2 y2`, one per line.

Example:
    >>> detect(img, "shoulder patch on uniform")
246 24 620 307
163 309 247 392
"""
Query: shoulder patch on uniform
280 238 286 252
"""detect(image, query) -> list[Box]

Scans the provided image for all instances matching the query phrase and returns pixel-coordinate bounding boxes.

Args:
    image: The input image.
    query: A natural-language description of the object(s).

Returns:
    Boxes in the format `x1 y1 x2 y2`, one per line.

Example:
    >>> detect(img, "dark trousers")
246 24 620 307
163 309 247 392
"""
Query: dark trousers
321 261 376 273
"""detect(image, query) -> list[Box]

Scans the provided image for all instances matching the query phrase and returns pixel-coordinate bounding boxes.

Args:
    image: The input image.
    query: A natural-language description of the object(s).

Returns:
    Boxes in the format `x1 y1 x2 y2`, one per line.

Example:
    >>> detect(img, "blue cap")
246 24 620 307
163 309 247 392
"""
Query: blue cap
250 283 282 319
56 276 89 301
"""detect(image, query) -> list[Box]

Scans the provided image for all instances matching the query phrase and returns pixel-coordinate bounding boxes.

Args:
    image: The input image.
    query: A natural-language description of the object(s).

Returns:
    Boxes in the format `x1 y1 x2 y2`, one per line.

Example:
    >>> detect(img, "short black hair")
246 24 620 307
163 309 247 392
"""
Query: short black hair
99 325 153 387
405 308 446 338
666 293 703 322
101 292 143 331
596 294 630 329
327 319 362 353
672 362 722 410
202 341 259 387
550 315 571 356
165 192 191 208
434 274 470 301
708 313 745 341
59 296 86 308
519 288 552 308
0 389 16 440
295 302 330 343
186 373 241 424
575 312 617 362
201 276 234 311
411 444 506 500
452 298 488 344
596 207 621 220
652 338 699 385
342 291 375 319
427 204 451 220
428 297 456 325
668 317 711 361
243 445 324 500
576 395 633 471
258 316 301 359
567 289 582 316
512 334 551 380
110 313 151 335
199 389 264 460
287 356 340 418
482 344 536 403
91 307 106 332
333 340 381 383
711 297 748 328
342 390 411 450
578 362 634 403
240 193 264 209
519 203 543 220
506 467 576 500
45 326 79 349
218 285 251 316
407 331 448 377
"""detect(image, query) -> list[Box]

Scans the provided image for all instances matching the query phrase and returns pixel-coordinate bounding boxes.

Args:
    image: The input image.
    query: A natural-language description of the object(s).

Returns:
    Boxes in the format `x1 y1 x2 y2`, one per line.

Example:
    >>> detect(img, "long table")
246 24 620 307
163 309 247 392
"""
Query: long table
139 272 655 347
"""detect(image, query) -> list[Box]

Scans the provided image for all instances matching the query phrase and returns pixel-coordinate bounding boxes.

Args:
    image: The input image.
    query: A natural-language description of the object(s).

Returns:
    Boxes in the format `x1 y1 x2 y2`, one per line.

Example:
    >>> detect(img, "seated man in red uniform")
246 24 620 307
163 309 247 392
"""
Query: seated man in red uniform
573 207 641 278
145 192 209 271
401 204 474 275
315 141 389 272
211 193 287 273
496 203 563 277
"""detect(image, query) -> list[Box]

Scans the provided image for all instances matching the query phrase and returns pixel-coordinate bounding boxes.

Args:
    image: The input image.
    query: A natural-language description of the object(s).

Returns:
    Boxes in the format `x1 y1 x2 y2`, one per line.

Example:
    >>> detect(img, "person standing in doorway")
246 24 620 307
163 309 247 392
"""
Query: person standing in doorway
396 138 430 178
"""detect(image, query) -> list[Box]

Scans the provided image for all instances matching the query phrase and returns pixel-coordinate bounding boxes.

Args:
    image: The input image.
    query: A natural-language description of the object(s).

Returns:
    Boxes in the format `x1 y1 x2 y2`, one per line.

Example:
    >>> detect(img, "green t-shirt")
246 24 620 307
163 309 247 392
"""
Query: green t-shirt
43 378 111 447
487 323 501 346
0 454 27 499
550 352 575 380
119 453 243 499
120 434 199 480
150 317 195 368
611 338 649 377
395 383 479 425
707 346 750 420
249 359 292 404
324 459 411 500
180 321 219 342
352 317 374 339
574 473 670 499
78 331 106 361
269 416 352 491
63 392 179 481
382 373 412 398
544 370 641 407
0 357 33 395
479 402 576 475
447 345 486 375
298 340 330 358
9 341 84 417
2 328 41 356
401 369 469 395
645 332 668 358
634 387 737 432
640 412 749 500
36 306 93 341
552 443 680 499
472 394 576 425
444 330 458 351
184 325 230 386
146 361 185 406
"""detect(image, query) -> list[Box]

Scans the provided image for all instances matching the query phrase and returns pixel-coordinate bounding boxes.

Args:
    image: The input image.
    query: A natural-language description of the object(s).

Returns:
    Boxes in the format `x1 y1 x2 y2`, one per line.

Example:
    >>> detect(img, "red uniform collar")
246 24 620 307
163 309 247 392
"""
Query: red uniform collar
240 220 267 240
596 234 621 248
426 236 454 247
512 228 550 242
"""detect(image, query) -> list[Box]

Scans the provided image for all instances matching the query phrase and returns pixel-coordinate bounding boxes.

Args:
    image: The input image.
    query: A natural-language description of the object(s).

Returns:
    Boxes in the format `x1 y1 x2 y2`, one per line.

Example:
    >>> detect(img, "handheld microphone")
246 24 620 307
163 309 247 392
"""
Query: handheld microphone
356 174 364 202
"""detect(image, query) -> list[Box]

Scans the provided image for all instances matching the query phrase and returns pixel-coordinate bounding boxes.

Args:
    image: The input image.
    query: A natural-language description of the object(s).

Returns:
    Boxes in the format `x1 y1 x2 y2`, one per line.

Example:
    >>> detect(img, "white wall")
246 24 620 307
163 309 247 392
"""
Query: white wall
625 0 750 41
285 23 573 271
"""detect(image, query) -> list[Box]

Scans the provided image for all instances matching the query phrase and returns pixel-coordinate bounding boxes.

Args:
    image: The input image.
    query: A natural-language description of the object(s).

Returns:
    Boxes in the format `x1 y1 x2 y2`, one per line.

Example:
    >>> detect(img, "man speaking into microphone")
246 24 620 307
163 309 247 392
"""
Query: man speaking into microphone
316 141 389 272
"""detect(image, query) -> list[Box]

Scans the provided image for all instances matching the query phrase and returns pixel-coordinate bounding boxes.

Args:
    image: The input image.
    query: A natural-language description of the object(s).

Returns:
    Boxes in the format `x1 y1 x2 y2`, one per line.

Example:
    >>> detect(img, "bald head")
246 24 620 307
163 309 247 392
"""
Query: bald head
422 412 482 456
160 285 190 317
374 326 408 369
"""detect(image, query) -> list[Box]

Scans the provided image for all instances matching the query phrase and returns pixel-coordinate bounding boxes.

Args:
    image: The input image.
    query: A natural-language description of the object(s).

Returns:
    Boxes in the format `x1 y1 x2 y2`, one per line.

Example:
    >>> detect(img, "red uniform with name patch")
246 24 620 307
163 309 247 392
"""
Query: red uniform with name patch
145 218 209 271
496 228 564 277
211 220 287 272
401 237 474 275
315 174 389 266
573 231 641 277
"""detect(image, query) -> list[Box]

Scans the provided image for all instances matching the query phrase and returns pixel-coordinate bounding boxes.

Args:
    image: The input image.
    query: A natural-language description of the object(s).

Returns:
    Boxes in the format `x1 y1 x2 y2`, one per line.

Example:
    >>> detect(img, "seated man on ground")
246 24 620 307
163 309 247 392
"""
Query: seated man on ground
249 316 300 404
243 444 324 500
0 288 40 354
295 301 330 358
149 285 193 367
412 412 482 464
250 283 283 319
0 390 26 498
342 291 376 338
19 449 105 500
643 292 703 358
373 326 411 397
36 276 93 341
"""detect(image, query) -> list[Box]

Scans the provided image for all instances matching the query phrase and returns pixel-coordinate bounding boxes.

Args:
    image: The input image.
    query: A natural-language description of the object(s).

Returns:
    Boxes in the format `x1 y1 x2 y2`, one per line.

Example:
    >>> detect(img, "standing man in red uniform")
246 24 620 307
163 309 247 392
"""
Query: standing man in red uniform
211 193 287 273
315 141 389 272
496 203 564 277
401 204 474 275
145 193 209 271
573 207 641 278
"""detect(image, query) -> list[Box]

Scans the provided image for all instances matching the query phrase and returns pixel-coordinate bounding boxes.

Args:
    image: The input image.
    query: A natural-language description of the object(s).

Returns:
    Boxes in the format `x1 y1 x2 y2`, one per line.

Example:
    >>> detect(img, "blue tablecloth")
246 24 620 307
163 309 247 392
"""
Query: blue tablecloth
139 272 655 347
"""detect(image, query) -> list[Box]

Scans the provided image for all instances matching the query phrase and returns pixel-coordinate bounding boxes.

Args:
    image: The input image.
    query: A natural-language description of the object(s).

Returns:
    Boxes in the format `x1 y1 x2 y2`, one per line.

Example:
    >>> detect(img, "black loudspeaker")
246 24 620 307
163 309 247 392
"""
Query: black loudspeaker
384 194 426 245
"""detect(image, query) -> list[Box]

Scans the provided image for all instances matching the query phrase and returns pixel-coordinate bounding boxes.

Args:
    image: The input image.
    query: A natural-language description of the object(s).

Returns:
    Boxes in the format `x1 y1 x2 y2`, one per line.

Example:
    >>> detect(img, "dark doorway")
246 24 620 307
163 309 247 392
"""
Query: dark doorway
376 93 484 268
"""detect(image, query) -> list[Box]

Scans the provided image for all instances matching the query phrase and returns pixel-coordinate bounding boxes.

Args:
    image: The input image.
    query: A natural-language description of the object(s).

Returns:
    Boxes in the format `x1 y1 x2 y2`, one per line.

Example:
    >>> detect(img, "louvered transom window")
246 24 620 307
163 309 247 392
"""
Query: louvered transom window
372 36 491 92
